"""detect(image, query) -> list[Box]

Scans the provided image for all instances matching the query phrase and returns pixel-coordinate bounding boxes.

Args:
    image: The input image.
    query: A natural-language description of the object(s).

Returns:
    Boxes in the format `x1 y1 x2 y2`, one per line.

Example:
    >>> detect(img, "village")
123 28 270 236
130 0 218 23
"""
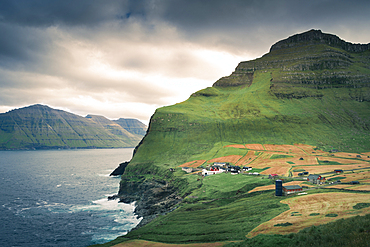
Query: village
179 144 370 196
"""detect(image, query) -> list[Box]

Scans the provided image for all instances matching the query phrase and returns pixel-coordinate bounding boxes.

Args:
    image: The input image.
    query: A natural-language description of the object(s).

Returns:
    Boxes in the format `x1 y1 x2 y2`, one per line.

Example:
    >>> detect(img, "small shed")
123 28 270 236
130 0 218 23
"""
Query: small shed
334 169 343 174
182 167 193 173
269 174 278 179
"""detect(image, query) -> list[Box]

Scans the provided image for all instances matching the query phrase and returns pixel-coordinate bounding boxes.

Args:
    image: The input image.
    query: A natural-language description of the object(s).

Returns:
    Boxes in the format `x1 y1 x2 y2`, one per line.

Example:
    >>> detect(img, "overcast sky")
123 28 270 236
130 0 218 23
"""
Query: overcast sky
0 0 369 124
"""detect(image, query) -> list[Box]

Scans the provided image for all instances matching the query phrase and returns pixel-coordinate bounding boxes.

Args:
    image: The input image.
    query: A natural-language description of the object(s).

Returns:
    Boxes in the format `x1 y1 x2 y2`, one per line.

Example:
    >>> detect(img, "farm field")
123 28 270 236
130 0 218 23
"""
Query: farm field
179 144 370 186
247 192 370 237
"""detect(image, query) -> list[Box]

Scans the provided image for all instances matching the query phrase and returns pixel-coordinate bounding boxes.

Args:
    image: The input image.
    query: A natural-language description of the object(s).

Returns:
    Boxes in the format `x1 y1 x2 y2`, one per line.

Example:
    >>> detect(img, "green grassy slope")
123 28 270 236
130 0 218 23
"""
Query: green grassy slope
131 69 369 170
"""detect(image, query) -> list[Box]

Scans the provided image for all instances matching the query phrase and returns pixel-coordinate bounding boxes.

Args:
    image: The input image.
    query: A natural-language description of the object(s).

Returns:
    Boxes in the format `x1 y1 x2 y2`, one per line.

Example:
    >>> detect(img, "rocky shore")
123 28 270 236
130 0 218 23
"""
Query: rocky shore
118 177 183 229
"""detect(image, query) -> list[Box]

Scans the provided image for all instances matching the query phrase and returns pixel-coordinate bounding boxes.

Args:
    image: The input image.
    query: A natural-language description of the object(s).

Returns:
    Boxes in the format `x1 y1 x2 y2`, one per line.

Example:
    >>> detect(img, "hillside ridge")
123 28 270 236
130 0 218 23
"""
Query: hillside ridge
270 29 370 53
0 104 146 150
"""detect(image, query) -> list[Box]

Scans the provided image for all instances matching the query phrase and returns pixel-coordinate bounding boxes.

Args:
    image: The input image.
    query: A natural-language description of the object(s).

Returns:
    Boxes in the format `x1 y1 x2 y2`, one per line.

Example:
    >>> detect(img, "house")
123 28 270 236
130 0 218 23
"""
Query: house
214 162 227 167
269 174 278 179
230 170 240 175
283 185 303 195
334 169 343 174
202 167 225 176
307 174 326 184
182 167 193 173
227 165 241 172
242 167 252 171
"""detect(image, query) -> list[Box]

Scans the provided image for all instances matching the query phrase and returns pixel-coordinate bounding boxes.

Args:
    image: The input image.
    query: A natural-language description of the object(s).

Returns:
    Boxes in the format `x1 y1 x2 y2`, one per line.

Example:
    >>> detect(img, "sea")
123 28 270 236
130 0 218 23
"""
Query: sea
0 148 142 247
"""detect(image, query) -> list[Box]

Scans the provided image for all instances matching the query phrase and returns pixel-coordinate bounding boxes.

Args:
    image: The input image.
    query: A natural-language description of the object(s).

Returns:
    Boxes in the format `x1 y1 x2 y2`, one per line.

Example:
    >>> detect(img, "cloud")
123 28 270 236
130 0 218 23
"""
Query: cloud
0 0 369 123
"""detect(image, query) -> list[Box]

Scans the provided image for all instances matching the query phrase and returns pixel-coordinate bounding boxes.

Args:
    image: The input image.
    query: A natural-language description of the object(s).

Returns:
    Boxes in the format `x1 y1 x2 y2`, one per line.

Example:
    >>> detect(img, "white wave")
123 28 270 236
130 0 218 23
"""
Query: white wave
71 198 141 244
91 231 128 242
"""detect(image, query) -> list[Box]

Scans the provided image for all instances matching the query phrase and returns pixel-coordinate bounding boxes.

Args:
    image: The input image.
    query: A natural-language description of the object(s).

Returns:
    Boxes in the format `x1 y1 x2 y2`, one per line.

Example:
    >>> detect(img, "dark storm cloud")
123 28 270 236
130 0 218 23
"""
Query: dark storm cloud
0 0 128 27
151 0 370 53
0 0 369 122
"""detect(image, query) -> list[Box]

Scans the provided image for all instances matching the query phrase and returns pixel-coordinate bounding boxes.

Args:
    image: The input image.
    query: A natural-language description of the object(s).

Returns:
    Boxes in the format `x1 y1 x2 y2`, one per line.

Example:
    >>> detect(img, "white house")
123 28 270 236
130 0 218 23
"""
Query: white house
202 168 225 176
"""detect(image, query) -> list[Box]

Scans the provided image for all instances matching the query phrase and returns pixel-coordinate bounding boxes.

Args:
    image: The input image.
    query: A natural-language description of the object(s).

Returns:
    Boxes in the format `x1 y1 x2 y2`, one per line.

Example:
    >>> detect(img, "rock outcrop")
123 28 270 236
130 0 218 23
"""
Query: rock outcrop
119 177 182 228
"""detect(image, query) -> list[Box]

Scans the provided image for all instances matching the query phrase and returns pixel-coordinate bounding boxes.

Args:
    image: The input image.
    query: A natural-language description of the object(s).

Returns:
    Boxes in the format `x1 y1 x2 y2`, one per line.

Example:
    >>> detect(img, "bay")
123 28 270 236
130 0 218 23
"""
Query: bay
0 148 141 247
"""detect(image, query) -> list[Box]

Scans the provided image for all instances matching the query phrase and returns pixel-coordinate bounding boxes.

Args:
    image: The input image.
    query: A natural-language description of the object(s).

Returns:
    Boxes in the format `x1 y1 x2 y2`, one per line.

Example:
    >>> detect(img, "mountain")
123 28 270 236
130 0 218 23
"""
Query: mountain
109 30 370 245
128 29 370 168
0 104 146 150
113 118 147 136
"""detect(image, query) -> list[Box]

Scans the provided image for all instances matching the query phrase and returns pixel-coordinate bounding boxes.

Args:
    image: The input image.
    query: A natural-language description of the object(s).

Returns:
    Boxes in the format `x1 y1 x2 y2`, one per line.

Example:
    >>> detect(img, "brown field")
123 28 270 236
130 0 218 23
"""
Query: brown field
264 144 306 155
248 181 307 193
208 155 242 165
235 151 258 166
326 184 353 189
190 160 206 168
293 144 318 154
293 164 369 175
338 171 370 182
244 144 265 150
334 152 363 158
178 161 196 167
225 144 246 149
112 240 228 247
317 156 365 164
260 166 291 176
289 155 318 166
330 184 370 191
346 185 370 191
326 183 370 191
247 192 370 237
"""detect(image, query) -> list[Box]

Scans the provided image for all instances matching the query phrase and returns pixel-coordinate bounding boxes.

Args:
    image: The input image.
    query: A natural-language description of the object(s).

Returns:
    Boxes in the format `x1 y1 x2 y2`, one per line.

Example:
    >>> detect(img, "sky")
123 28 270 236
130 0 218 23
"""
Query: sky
0 0 369 125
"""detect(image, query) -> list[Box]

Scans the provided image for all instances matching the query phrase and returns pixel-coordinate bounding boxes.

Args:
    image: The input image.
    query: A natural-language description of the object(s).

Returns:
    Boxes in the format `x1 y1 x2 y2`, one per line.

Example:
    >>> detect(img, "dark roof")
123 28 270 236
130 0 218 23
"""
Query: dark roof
308 174 322 180
283 185 302 190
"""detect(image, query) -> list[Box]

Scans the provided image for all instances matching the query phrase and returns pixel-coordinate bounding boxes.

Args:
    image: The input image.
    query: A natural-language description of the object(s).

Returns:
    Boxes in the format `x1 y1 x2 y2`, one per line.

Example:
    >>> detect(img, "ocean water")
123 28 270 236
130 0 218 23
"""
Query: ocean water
0 148 142 247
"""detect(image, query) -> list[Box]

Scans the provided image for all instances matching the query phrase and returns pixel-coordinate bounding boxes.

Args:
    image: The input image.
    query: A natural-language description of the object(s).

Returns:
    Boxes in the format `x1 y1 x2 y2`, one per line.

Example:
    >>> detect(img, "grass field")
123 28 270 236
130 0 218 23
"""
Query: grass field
247 192 370 237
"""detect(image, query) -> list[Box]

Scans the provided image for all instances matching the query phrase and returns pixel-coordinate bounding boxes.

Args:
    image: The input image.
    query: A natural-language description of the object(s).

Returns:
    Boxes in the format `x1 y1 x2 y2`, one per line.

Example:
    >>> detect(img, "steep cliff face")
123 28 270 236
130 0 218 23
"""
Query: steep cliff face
0 104 145 149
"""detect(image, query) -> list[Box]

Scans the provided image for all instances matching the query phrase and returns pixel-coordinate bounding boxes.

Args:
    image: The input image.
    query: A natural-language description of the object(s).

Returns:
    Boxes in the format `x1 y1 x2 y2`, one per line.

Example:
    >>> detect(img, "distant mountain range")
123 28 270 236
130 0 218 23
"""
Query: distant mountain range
0 104 147 150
